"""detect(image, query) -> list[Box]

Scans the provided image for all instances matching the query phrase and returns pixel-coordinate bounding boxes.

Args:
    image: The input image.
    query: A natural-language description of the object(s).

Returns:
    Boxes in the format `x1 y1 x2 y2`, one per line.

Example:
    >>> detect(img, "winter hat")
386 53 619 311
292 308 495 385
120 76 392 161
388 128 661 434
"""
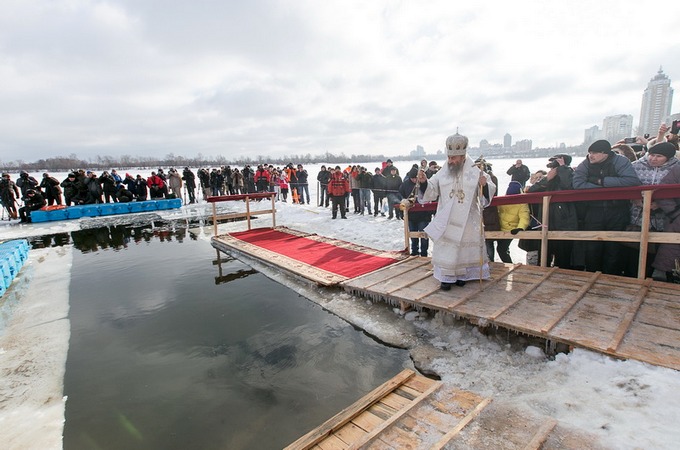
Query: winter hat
506 181 523 195
446 133 468 156
386 159 393 163
588 140 611 154
648 142 677 160
407 167 419 179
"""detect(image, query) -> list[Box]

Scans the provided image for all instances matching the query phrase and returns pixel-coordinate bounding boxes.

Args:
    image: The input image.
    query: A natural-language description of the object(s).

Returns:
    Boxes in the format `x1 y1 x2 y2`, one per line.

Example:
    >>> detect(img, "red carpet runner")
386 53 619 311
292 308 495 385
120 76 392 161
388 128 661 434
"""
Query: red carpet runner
229 228 400 278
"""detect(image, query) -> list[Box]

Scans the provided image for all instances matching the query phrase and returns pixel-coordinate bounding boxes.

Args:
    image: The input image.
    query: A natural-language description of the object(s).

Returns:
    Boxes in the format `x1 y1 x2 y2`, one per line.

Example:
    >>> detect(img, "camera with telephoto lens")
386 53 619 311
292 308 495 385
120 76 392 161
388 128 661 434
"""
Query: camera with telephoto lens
546 157 560 169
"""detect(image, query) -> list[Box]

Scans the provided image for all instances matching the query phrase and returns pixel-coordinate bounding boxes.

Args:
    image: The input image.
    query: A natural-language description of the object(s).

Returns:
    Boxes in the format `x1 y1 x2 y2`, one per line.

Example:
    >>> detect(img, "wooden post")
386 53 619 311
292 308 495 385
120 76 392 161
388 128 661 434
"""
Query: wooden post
637 189 653 279
271 193 276 228
403 205 411 253
245 196 251 230
539 195 551 267
212 201 218 236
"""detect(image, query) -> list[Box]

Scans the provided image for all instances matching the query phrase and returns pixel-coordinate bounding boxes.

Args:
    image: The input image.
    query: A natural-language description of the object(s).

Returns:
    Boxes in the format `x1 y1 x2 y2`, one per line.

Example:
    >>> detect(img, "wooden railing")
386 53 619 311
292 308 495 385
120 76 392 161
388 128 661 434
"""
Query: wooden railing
206 192 277 236
402 184 680 279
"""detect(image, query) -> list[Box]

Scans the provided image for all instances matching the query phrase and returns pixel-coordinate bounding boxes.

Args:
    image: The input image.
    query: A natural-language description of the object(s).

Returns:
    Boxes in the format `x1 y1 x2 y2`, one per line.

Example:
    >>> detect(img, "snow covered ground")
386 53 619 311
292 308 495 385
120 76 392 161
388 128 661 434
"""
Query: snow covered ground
1 158 680 449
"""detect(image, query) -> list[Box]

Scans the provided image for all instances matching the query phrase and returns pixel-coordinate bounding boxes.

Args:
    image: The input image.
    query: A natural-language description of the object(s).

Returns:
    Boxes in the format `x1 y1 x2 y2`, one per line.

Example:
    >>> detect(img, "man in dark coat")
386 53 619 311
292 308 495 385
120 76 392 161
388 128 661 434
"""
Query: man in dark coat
16 171 39 198
18 189 46 223
0 173 20 219
182 167 197 203
506 160 531 187
61 173 79 206
573 140 641 274
317 166 331 207
371 167 387 216
384 166 403 220
40 173 63 205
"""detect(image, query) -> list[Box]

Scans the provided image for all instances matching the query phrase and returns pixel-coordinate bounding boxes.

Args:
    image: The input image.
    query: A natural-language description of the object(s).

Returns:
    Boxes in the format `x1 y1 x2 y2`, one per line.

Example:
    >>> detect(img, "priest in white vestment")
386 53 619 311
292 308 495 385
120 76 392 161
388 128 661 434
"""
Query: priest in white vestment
418 133 496 290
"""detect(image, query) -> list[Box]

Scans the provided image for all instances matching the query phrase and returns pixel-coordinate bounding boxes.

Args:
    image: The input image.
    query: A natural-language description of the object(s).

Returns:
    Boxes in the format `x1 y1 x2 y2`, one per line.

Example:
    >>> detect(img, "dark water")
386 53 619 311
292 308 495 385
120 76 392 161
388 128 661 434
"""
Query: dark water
58 222 410 450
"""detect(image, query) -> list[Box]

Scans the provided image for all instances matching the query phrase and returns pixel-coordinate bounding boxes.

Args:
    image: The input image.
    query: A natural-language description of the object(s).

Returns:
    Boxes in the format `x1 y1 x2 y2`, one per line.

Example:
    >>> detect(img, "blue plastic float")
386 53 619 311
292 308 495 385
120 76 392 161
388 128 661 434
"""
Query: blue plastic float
0 239 29 298
30 198 182 223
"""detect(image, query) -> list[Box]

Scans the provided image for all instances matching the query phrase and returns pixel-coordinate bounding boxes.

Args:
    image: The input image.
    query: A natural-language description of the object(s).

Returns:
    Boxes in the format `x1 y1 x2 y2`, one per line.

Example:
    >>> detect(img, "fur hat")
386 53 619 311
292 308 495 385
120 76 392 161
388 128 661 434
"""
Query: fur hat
446 133 468 156
407 167 419 179
588 140 611 154
648 142 677 160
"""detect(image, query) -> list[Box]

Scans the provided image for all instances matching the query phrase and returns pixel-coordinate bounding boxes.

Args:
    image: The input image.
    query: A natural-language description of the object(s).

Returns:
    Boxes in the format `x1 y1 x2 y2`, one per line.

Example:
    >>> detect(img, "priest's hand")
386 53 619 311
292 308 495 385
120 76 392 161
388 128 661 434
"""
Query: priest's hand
478 173 487 186
417 170 427 183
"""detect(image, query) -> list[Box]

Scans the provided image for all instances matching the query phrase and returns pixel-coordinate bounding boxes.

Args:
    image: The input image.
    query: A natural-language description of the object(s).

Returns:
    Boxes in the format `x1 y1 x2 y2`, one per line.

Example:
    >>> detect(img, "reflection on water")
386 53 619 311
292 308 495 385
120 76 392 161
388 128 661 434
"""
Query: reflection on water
29 221 194 253
62 222 410 450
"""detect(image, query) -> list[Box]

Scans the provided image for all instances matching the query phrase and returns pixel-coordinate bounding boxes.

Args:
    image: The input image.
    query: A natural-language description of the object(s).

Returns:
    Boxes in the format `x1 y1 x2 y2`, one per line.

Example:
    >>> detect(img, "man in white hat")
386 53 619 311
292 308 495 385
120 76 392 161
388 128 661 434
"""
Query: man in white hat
417 132 496 290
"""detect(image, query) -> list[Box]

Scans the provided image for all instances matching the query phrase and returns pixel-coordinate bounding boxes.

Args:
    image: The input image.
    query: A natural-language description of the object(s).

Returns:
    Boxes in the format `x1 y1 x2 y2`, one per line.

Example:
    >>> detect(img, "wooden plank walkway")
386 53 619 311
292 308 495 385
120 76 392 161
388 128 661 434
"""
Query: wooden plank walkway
285 369 602 450
342 259 680 371
211 228 407 286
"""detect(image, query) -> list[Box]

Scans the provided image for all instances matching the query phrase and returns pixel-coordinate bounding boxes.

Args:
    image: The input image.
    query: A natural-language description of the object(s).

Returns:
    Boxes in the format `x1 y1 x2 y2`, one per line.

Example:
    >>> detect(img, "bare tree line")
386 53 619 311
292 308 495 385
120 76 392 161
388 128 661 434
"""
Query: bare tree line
0 151 392 172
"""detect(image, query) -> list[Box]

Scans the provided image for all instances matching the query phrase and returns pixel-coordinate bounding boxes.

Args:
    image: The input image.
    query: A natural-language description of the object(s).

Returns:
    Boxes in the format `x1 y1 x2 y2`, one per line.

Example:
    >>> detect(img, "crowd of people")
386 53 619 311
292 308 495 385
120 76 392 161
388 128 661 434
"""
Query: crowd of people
501 124 680 284
1 124 679 283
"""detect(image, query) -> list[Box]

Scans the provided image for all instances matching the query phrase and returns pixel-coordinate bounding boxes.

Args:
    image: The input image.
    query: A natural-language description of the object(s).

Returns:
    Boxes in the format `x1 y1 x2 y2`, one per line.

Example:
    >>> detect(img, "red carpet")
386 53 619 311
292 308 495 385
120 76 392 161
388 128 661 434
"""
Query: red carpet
230 228 400 278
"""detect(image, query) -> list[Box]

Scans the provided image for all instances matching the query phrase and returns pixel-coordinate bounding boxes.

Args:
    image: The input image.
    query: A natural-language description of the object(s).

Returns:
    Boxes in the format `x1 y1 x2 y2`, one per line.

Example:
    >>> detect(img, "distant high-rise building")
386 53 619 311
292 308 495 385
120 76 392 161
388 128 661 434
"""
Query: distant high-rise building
479 139 490 150
639 67 673 136
515 139 532 152
602 114 633 143
584 125 601 145
503 133 512 148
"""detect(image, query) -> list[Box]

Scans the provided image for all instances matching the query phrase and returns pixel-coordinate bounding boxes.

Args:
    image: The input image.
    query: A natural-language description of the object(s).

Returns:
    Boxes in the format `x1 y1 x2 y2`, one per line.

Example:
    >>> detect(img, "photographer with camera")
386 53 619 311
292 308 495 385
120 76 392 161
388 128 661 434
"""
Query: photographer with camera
527 154 579 269
506 159 531 188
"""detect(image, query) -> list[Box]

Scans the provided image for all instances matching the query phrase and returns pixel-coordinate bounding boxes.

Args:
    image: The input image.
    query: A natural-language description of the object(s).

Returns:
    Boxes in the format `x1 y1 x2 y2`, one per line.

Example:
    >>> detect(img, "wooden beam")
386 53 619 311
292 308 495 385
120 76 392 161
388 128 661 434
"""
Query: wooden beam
430 397 492 449
606 278 653 352
638 189 654 279
539 195 551 267
484 230 680 244
347 379 442 449
523 418 558 450
540 271 601 334
284 369 416 450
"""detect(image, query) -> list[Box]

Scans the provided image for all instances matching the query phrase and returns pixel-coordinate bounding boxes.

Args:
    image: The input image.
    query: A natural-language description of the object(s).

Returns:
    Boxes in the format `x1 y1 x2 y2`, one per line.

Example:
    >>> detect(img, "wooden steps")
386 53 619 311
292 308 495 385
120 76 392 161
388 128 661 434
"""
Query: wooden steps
286 369 602 450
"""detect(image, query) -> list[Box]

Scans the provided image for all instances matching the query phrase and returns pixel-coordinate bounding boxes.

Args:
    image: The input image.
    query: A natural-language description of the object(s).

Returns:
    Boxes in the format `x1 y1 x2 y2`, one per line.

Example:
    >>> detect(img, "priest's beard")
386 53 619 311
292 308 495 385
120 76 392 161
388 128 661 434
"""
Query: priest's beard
447 161 464 177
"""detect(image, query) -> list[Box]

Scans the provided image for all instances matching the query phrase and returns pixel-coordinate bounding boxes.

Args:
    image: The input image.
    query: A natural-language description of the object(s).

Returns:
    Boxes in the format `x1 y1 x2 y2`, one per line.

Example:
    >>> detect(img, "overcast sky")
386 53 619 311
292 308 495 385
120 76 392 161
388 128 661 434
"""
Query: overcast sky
1 0 677 163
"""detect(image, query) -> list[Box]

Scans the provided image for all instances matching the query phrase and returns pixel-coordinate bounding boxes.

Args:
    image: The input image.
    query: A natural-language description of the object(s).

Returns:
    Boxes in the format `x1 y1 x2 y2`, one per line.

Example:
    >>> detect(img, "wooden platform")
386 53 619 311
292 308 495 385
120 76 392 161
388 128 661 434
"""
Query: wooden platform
211 228 407 286
285 369 602 450
342 259 680 371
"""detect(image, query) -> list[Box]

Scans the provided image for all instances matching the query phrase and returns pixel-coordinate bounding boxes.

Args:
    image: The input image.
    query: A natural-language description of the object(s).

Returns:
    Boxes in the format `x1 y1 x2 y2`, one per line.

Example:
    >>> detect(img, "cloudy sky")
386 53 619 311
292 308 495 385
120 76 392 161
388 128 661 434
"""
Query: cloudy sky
1 0 677 163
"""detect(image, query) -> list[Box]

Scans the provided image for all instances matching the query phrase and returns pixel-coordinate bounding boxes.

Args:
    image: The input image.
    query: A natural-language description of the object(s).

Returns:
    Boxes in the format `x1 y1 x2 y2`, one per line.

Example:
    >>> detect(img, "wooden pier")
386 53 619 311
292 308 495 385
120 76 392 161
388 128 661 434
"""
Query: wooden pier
285 369 602 449
342 258 680 371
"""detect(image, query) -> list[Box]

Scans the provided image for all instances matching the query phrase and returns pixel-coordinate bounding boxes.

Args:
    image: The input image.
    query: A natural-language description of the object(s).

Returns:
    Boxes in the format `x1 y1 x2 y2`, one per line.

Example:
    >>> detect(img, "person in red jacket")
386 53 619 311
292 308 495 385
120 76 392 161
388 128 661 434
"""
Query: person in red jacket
327 166 350 219
147 172 167 199
254 165 271 192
